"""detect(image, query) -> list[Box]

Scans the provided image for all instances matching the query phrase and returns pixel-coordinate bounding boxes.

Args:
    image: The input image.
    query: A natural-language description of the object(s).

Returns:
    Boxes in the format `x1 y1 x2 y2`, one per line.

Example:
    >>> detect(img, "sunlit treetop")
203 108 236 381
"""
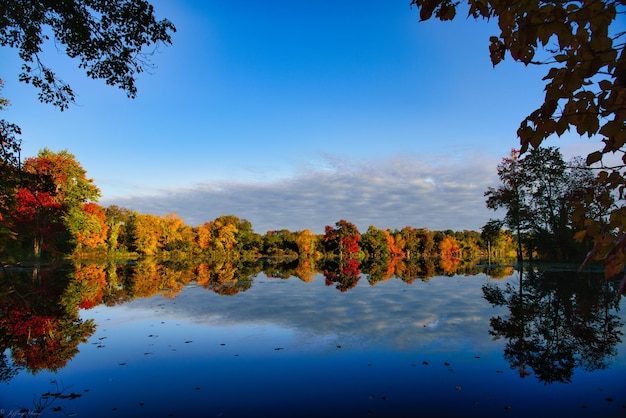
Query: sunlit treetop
0 0 176 110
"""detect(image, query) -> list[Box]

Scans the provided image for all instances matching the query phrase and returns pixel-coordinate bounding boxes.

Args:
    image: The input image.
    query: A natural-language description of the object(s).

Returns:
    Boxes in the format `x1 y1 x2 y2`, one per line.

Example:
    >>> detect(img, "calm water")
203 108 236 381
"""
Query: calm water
1 266 625 417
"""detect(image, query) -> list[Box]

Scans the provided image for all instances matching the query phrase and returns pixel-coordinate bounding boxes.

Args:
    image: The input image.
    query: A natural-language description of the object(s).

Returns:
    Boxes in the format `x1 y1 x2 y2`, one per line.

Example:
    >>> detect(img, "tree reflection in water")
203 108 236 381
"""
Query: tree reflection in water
0 266 96 382
482 267 623 384
2 258 623 390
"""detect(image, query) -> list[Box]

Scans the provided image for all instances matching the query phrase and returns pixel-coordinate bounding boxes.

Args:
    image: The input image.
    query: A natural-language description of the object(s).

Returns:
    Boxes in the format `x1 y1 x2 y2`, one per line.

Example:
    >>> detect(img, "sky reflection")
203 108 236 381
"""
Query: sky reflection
106 273 504 354
2 271 625 418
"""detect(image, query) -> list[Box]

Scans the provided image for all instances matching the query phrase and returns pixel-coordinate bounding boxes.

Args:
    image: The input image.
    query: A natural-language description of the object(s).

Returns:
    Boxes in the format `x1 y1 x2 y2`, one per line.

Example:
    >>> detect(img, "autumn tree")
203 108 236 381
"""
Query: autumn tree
411 0 625 282
125 212 161 257
6 148 101 257
194 222 213 251
67 202 108 253
159 213 194 257
322 220 362 260
361 225 404 260
199 215 260 260
10 185 62 258
294 229 320 259
438 235 461 258
29 149 100 254
393 226 435 259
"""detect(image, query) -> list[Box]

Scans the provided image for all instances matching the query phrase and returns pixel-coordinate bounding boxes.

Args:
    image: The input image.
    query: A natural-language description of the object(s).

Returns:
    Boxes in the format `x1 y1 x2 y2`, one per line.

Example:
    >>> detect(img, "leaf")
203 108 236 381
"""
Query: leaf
586 151 603 165
418 0 439 21
573 230 587 242
598 79 612 91
554 54 568 62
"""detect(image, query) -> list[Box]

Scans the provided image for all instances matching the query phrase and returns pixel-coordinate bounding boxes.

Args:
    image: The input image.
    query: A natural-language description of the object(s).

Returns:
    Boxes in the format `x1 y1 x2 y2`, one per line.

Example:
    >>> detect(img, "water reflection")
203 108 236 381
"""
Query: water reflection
482 267 623 384
1 260 625 417
0 266 96 382
0 260 623 387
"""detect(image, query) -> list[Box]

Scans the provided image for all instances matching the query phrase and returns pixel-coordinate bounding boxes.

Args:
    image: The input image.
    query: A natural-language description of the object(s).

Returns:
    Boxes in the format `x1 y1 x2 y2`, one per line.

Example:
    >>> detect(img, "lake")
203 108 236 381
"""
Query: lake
1 263 625 417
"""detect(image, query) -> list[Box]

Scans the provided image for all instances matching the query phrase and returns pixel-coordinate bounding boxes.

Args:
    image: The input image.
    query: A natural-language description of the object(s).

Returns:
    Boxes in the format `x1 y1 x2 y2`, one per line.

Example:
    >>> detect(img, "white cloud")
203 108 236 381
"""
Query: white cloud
102 154 500 233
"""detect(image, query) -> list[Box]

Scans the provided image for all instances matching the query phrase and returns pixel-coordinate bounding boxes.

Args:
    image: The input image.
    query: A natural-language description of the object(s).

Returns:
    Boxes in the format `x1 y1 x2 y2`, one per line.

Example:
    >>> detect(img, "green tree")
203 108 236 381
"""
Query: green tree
262 230 298 258
481 219 503 263
361 225 390 260
486 147 611 261
411 0 626 282
519 147 571 259
104 205 134 256
485 149 526 262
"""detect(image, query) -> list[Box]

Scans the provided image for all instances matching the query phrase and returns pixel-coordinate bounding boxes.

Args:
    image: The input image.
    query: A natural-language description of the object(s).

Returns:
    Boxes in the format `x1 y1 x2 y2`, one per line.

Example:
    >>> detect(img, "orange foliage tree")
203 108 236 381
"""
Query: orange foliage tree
439 235 461 259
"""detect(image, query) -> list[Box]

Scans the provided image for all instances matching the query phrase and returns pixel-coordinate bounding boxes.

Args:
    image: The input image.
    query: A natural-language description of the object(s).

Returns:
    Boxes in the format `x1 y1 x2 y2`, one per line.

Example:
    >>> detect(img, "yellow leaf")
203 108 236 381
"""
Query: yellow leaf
573 230 586 242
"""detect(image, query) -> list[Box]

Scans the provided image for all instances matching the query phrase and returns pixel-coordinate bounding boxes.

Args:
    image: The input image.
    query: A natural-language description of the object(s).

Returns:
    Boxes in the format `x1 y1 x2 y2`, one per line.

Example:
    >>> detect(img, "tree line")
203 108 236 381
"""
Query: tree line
1 145 611 270
0 147 523 264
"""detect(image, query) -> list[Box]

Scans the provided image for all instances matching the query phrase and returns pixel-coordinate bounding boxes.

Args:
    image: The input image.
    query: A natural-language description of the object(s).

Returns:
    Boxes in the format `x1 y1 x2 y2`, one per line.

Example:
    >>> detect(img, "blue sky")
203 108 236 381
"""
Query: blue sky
0 0 608 233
